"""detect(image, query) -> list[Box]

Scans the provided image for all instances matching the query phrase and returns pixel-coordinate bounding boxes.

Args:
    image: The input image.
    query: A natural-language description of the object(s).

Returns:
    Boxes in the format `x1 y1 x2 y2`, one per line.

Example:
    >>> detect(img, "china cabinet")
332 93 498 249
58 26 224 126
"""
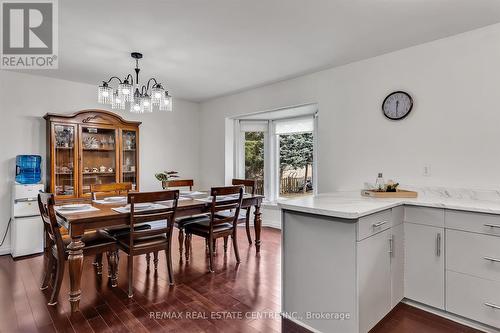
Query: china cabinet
44 110 141 199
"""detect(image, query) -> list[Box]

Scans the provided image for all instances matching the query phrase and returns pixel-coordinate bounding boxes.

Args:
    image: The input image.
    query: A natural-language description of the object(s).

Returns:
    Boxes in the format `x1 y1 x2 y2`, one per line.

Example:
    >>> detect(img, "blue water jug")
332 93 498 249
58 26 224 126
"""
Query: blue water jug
16 155 42 184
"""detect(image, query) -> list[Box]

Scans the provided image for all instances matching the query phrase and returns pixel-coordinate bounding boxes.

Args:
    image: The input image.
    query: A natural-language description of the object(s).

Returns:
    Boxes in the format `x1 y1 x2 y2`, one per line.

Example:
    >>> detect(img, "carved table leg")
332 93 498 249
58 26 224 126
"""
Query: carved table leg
107 250 119 287
185 234 191 261
68 235 85 312
178 229 184 257
254 203 262 254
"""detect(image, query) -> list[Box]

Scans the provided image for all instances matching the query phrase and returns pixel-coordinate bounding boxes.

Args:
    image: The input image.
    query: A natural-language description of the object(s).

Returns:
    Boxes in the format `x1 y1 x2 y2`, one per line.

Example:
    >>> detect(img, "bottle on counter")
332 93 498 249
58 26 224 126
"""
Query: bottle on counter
375 172 385 192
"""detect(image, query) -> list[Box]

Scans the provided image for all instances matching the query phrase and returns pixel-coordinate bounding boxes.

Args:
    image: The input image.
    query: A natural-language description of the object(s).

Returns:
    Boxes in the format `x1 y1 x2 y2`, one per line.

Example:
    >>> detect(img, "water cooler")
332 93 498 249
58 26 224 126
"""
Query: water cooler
11 155 44 258
11 184 45 257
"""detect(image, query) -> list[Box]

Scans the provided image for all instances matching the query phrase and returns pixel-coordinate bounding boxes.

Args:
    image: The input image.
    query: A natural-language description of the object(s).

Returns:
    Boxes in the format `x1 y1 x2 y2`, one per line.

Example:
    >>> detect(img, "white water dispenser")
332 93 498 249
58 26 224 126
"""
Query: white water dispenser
11 183 45 258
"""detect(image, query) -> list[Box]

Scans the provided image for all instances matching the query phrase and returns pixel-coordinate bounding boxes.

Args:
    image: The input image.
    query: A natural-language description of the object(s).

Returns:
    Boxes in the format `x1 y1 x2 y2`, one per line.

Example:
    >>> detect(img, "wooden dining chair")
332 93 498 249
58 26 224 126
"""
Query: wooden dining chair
90 182 132 200
90 182 153 269
184 185 244 273
162 179 194 191
117 190 179 298
161 179 206 257
38 192 119 305
216 179 256 244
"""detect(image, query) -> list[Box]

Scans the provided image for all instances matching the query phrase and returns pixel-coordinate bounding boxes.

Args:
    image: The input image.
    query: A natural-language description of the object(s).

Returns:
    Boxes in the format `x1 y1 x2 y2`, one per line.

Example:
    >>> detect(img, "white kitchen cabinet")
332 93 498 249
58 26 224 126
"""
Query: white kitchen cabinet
447 270 500 329
447 229 500 282
405 206 444 227
358 228 392 333
404 222 445 309
390 223 404 307
357 209 392 241
280 195 500 333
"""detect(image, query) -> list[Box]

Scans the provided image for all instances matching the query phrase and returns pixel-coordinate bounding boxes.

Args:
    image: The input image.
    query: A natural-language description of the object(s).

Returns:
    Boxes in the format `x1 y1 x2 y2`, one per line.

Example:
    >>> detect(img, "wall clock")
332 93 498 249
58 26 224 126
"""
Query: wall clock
382 91 413 120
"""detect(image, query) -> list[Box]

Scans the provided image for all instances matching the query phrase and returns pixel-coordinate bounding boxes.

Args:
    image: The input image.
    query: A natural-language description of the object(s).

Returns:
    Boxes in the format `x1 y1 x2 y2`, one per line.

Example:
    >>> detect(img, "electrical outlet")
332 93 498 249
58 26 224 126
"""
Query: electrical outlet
423 165 431 176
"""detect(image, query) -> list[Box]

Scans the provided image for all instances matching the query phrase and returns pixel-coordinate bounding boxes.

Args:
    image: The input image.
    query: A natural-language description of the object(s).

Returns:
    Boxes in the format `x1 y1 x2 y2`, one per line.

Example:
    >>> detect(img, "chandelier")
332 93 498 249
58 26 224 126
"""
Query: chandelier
97 52 172 113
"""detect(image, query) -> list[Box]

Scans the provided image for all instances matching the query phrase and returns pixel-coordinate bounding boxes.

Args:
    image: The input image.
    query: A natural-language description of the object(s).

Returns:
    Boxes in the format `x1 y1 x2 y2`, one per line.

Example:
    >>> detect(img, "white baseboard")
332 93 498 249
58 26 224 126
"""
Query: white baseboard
0 247 11 256
402 299 500 333
244 205 282 230
246 220 281 229
262 219 281 229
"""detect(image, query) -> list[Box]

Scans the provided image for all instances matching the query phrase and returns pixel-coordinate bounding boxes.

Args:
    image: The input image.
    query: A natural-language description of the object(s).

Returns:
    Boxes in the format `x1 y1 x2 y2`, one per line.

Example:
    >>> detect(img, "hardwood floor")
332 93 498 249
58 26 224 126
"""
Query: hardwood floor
370 303 484 333
0 227 484 333
1 227 281 333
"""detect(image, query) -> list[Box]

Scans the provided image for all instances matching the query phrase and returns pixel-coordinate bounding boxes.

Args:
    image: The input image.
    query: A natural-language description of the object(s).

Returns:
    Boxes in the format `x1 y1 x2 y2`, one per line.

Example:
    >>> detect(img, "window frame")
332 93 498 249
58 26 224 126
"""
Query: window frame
235 120 270 197
235 114 318 201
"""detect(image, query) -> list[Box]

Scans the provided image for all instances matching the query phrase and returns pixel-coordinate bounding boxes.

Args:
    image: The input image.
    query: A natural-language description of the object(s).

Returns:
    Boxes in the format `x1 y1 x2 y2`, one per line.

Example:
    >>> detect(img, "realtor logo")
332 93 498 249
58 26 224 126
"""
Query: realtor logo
1 0 58 69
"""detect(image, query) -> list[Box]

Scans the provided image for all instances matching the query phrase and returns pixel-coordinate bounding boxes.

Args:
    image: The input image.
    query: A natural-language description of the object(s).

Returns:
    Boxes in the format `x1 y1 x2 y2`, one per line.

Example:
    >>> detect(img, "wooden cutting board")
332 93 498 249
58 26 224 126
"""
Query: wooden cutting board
361 189 418 198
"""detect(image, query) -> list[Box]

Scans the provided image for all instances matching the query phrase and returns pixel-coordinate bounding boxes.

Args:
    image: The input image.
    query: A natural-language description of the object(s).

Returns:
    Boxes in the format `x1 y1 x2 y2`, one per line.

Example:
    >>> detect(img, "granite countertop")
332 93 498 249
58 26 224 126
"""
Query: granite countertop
277 188 500 219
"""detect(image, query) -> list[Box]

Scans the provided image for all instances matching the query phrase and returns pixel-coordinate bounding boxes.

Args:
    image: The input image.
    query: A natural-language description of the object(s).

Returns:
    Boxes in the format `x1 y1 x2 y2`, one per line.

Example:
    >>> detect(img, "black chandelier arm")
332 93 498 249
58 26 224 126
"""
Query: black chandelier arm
144 78 160 93
103 76 123 85
123 74 134 85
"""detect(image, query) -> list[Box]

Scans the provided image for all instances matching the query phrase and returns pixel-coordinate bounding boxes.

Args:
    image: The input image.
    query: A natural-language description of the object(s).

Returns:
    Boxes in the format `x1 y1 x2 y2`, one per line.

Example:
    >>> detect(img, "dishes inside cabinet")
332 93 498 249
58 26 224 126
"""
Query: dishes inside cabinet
84 136 99 149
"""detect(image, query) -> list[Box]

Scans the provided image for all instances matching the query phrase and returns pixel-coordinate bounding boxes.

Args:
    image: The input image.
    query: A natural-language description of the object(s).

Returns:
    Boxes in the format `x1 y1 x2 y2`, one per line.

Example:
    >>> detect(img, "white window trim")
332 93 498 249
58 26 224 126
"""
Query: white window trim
235 114 318 201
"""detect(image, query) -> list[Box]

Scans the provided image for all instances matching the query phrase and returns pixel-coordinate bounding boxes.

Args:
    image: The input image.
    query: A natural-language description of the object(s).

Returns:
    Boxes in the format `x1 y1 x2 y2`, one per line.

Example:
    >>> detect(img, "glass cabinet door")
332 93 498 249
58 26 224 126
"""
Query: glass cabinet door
53 124 76 197
80 126 118 196
121 130 137 191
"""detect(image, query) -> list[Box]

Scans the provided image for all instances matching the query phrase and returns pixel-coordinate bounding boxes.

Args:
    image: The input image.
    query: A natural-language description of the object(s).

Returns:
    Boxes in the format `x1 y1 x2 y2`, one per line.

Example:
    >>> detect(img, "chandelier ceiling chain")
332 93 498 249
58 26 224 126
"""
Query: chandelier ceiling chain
97 52 172 113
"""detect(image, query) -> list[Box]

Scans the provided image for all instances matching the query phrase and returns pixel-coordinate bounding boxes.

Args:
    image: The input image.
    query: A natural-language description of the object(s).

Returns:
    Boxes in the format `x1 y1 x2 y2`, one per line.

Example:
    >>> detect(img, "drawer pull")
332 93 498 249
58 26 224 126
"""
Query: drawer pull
389 235 394 256
483 256 500 263
484 224 500 229
484 302 500 310
372 221 387 228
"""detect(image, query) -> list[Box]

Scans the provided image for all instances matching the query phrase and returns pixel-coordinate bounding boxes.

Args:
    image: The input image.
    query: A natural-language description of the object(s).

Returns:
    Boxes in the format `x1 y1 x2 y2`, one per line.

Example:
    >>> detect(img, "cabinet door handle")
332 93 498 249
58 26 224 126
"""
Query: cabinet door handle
389 235 394 256
436 233 441 257
484 302 500 310
372 221 387 228
483 256 500 263
484 224 500 229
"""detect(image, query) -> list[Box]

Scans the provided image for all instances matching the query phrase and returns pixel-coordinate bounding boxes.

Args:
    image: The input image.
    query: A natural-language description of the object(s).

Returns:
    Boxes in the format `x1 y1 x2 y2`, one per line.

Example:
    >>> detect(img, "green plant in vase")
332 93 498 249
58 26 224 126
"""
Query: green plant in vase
155 171 179 189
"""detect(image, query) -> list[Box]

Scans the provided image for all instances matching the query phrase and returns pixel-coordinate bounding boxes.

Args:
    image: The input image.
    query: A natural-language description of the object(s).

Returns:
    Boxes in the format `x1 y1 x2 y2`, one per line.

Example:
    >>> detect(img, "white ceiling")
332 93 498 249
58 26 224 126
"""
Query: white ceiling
14 0 500 102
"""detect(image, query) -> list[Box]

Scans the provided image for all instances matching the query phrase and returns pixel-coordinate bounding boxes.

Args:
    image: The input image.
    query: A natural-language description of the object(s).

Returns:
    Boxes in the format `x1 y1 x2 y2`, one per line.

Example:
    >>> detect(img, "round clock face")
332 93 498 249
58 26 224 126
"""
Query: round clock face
382 91 413 120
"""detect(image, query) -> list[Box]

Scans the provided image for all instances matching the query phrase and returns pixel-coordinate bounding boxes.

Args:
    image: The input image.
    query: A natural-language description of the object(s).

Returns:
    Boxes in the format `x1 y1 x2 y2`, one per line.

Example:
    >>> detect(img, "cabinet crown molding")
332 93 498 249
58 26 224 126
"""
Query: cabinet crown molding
43 109 142 127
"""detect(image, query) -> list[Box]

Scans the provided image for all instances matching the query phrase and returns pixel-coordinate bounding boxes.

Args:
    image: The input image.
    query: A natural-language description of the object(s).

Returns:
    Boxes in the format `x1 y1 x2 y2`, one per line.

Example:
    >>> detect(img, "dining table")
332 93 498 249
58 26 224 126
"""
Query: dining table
55 193 264 312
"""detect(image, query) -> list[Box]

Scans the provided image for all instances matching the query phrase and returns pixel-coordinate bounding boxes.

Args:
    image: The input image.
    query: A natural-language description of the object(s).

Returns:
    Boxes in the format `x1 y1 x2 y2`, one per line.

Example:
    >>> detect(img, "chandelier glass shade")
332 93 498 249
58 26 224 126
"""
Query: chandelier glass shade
160 91 173 111
111 90 125 110
98 84 112 104
118 81 133 102
97 52 172 113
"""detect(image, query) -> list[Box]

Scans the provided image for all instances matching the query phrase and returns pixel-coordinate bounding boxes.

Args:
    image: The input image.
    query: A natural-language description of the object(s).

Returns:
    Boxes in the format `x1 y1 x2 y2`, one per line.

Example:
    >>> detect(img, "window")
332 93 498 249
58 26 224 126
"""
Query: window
275 117 314 198
237 114 316 201
244 132 265 195
238 121 268 195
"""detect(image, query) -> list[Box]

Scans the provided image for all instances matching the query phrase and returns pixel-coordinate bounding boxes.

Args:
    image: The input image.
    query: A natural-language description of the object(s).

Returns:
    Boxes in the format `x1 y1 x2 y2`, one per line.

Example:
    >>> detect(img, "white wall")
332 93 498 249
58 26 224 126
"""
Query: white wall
199 23 500 193
0 71 200 254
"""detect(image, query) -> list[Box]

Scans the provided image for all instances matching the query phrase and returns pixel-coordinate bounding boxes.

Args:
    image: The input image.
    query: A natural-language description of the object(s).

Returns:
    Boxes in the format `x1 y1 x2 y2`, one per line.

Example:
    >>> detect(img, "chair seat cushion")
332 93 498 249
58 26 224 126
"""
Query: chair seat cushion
103 223 151 238
215 210 247 221
184 218 234 234
175 214 210 228
117 234 168 251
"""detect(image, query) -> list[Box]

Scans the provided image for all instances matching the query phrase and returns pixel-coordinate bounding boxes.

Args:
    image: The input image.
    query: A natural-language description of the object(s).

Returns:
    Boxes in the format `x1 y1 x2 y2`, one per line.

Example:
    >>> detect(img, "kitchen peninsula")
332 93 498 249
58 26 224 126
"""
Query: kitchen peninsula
279 190 500 333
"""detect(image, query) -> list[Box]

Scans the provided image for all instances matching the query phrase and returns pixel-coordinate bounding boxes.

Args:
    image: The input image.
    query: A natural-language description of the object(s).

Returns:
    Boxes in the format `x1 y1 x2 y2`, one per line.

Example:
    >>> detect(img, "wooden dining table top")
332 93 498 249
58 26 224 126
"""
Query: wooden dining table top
56 193 264 225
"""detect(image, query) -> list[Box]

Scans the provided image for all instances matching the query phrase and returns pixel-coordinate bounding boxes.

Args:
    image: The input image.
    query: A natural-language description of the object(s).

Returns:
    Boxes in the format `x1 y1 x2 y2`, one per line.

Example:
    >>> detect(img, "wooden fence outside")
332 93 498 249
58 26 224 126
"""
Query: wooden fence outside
280 176 311 194
252 177 312 196
255 179 264 195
